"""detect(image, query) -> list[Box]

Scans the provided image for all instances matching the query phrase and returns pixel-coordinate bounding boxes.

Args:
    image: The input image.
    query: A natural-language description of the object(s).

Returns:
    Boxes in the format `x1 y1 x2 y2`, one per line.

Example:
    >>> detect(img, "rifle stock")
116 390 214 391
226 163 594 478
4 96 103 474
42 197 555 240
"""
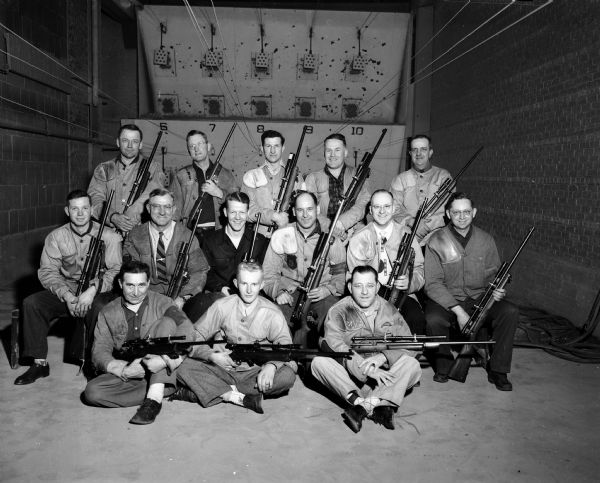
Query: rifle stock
114 335 218 362
243 213 262 262
447 226 535 382
226 342 352 366
123 132 163 213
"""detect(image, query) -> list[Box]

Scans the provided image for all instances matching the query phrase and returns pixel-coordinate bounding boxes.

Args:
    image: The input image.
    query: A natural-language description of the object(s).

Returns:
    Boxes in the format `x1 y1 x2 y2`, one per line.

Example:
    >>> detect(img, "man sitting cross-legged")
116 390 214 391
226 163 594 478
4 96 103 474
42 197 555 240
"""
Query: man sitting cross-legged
171 261 296 414
311 265 421 433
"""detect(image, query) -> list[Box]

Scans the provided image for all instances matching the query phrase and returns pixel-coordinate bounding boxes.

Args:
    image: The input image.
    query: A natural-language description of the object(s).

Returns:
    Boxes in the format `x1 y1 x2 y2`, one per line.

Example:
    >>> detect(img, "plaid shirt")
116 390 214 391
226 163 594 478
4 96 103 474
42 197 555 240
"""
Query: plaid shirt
324 165 346 220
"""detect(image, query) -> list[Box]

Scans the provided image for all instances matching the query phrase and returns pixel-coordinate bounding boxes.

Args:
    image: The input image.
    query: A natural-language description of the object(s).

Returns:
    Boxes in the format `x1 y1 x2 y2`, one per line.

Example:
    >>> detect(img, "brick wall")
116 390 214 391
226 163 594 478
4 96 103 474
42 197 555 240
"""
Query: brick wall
0 0 137 291
429 0 600 329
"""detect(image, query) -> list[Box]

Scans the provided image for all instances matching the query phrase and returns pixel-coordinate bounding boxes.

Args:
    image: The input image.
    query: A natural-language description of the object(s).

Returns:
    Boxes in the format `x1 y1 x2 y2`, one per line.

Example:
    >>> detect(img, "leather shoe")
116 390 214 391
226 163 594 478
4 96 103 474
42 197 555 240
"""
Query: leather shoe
343 405 368 433
370 406 395 430
129 398 162 425
433 372 449 383
14 363 49 385
168 386 199 404
242 394 264 414
488 371 513 391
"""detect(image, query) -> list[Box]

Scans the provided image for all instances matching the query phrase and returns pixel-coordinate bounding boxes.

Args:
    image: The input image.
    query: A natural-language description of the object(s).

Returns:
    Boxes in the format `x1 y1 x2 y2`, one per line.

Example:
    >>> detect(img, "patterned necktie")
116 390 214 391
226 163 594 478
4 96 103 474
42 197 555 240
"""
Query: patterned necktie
156 231 168 283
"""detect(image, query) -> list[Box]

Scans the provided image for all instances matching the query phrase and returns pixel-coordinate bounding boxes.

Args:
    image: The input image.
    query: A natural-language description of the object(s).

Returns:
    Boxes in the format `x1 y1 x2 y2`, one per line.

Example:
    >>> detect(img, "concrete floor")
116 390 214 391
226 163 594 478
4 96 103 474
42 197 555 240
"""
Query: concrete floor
1 289 599 483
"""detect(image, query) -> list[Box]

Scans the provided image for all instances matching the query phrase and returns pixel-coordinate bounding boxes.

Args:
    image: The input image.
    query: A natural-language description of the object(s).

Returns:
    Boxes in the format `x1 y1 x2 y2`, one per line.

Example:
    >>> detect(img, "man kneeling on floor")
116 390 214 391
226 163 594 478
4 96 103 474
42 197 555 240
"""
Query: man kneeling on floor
84 260 192 425
171 261 296 414
311 265 421 433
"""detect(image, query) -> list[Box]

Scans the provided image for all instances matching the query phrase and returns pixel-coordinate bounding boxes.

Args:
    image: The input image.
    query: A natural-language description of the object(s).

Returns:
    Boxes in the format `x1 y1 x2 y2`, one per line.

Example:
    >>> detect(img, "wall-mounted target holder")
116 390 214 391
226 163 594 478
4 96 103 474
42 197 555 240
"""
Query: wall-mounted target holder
344 55 366 82
295 97 316 119
252 51 272 78
296 53 319 80
153 47 170 67
203 50 223 77
203 95 225 117
342 98 361 120
251 96 272 118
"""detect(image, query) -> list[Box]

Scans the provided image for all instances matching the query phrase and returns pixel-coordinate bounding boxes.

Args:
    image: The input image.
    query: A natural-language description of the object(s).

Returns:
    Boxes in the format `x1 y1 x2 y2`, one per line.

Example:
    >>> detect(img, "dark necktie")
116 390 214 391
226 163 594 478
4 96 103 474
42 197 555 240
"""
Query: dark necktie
156 231 168 283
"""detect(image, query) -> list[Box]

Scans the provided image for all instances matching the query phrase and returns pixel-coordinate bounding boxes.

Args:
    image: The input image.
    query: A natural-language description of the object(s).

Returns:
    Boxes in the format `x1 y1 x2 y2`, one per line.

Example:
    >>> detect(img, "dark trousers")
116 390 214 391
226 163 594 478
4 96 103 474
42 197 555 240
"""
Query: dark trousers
278 292 339 349
425 298 519 375
177 358 296 407
22 290 116 360
399 296 427 335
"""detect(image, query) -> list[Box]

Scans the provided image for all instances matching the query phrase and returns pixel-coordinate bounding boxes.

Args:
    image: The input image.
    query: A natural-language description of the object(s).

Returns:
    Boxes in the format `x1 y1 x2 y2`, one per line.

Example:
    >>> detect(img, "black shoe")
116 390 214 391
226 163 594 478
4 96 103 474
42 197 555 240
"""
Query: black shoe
433 373 449 383
168 386 199 404
488 371 513 391
370 406 395 430
14 363 50 385
129 398 162 425
343 405 368 433
242 394 264 414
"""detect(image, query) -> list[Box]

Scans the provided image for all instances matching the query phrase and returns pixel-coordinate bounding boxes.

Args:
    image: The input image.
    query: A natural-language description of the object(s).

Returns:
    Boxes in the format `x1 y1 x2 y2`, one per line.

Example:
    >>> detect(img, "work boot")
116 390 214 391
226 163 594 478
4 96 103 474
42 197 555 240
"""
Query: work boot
242 394 264 414
488 371 513 391
129 398 162 425
168 386 199 404
342 405 368 433
433 372 448 383
370 406 396 430
14 363 50 385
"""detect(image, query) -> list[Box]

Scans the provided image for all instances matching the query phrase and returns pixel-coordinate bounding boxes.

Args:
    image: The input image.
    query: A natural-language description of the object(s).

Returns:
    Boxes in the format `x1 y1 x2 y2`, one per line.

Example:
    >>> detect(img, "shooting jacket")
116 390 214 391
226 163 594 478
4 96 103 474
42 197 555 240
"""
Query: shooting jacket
323 295 415 378
304 164 371 234
189 294 297 372
390 165 452 244
92 291 192 372
123 221 209 298
201 225 268 292
171 162 237 230
262 224 346 300
241 161 304 237
87 154 165 227
38 222 122 302
347 221 424 297
424 225 500 310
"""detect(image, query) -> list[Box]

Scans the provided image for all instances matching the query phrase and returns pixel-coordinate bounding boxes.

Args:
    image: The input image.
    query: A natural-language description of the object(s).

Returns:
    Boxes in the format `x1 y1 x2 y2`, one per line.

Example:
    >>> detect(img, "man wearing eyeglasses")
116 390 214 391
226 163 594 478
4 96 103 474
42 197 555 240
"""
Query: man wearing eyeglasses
347 190 426 335
123 188 210 321
88 124 165 233
171 130 237 239
390 134 452 245
424 192 519 390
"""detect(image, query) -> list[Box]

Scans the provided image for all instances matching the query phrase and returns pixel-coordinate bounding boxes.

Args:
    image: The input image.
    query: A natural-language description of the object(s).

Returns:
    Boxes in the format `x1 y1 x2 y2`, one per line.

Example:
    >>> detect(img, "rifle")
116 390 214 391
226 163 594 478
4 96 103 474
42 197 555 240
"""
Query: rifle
344 128 387 208
351 335 495 352
113 335 218 362
243 213 262 262
123 132 163 213
226 342 352 366
421 146 483 220
186 123 237 231
289 129 388 338
268 125 310 233
379 198 427 308
71 190 115 365
448 226 535 383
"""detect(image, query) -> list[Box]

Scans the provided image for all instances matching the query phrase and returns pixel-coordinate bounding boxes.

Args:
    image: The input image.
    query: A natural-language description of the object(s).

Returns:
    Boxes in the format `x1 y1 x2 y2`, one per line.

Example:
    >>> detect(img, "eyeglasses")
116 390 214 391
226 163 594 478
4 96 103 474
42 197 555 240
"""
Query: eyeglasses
449 209 473 217
149 204 173 211
371 204 393 212
188 142 207 150
409 147 429 155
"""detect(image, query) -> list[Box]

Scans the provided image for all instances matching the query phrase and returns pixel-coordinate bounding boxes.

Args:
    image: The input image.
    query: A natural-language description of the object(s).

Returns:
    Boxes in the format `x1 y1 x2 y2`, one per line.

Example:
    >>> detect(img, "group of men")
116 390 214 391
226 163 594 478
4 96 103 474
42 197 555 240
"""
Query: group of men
13 124 518 433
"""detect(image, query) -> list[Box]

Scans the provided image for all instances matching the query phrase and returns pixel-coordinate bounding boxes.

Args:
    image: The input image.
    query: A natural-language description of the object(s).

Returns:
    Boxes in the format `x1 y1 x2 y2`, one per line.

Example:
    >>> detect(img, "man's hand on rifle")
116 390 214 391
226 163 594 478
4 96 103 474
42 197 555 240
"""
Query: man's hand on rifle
221 286 232 296
122 358 146 379
64 292 79 318
276 290 294 306
256 362 276 392
332 222 347 241
392 275 409 291
271 211 289 228
492 288 506 302
73 286 97 317
201 179 223 198
307 286 330 302
111 213 137 232
209 350 237 370
451 305 471 331
173 296 186 310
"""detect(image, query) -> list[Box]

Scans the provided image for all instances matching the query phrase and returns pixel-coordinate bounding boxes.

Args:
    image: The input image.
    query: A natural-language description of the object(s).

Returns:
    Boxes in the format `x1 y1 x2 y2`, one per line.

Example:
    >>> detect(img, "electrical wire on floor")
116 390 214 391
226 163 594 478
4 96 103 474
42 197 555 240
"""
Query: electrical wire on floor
515 288 600 363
